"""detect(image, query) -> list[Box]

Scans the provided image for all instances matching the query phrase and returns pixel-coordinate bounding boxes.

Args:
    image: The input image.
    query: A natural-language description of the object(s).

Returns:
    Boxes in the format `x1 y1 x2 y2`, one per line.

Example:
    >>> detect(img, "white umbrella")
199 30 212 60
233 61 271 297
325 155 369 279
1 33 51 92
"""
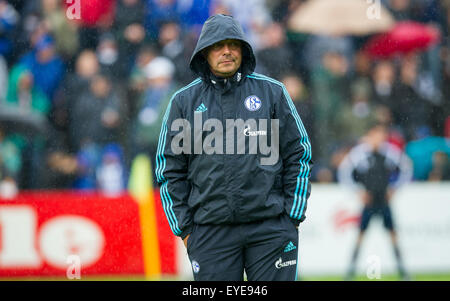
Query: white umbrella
288 0 396 36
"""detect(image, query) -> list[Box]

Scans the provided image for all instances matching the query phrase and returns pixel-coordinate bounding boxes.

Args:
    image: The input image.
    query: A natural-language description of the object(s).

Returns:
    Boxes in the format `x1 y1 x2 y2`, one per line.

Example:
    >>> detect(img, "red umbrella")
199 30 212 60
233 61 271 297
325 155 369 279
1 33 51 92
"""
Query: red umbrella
363 21 441 58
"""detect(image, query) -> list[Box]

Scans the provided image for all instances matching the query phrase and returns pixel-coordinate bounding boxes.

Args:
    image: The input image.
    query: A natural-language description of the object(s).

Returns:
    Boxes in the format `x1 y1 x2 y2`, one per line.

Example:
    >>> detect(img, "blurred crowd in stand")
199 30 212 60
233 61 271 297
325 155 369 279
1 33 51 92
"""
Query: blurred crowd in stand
0 0 449 197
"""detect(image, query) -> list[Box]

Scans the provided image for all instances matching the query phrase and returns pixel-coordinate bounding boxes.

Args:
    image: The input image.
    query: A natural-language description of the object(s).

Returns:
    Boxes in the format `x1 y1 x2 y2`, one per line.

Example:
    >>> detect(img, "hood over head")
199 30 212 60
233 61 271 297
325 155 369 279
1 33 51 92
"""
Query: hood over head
189 14 256 80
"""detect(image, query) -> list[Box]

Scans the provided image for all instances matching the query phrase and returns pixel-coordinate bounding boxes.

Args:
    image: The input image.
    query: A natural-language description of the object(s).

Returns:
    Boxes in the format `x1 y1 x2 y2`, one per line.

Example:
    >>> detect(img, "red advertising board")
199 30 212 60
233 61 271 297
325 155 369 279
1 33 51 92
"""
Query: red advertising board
0 191 145 277
0 190 178 278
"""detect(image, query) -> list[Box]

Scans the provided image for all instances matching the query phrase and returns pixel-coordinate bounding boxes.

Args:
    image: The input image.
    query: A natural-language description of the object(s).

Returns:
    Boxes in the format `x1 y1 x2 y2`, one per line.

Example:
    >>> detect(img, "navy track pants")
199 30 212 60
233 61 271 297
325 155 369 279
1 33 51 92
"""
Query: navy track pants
186 214 299 281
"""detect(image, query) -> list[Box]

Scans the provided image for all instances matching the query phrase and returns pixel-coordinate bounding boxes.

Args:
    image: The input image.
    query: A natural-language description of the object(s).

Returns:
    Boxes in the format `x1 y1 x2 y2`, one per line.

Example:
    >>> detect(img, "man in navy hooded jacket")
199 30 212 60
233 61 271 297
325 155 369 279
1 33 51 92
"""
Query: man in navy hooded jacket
156 14 312 281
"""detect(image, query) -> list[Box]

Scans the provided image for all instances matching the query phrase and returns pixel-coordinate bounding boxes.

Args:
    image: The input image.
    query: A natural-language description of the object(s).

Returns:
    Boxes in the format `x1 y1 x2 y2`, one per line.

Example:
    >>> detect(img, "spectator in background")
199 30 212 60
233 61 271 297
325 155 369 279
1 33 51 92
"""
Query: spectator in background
281 72 313 141
270 0 309 78
73 142 126 193
144 0 179 41
131 56 177 183
352 50 372 86
0 0 19 58
311 50 350 180
158 20 196 85
304 35 354 77
0 124 21 198
373 104 407 150
12 3 44 61
256 22 293 80
5 64 49 115
41 0 79 62
270 0 304 25
129 44 159 89
73 142 101 189
96 143 127 196
444 44 450 138
0 54 8 100
428 151 450 181
19 34 64 103
158 20 183 61
4 64 50 189
335 78 377 147
371 60 396 110
413 0 445 107
96 33 121 82
405 135 450 181
128 44 158 117
112 0 146 79
392 55 432 141
35 125 78 189
54 49 100 137
414 0 446 25
177 0 211 32
144 0 210 40
70 73 125 152
213 0 272 51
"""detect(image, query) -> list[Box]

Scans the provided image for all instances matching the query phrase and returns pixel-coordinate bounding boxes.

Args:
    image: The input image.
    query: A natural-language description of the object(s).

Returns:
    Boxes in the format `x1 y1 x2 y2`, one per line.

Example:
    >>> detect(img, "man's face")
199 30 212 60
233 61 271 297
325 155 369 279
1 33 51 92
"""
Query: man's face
205 39 242 78
367 125 388 149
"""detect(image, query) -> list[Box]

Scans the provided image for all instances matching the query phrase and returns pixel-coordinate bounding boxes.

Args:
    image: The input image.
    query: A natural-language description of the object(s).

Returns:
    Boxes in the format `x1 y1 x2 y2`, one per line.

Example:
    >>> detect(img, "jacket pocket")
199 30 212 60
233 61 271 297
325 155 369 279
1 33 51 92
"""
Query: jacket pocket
186 223 197 254
283 213 299 236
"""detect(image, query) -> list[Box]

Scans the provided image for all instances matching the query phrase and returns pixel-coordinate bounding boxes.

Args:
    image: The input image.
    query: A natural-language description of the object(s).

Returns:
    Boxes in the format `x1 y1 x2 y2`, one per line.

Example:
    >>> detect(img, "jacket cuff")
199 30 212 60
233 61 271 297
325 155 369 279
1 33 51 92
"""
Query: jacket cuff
290 218 301 227
290 215 306 228
299 214 306 223
180 225 193 240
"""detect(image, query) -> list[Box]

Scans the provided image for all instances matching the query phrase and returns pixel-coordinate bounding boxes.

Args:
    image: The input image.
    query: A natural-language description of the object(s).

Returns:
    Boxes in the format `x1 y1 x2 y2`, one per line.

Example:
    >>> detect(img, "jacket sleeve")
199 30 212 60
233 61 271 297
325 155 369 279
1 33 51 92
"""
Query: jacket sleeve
337 146 364 192
276 85 313 225
384 143 413 189
155 95 193 239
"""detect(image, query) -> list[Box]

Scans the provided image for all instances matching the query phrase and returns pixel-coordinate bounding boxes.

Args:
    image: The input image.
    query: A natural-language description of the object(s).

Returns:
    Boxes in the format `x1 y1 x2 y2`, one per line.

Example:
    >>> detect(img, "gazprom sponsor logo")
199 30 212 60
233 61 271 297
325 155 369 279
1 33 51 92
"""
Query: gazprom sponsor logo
275 257 297 269
243 125 267 137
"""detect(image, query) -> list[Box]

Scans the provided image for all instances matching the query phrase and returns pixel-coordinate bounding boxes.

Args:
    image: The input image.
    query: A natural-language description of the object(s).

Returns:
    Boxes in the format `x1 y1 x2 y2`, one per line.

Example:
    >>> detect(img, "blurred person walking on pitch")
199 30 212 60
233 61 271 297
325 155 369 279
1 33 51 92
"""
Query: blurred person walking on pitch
338 123 413 280
156 14 312 281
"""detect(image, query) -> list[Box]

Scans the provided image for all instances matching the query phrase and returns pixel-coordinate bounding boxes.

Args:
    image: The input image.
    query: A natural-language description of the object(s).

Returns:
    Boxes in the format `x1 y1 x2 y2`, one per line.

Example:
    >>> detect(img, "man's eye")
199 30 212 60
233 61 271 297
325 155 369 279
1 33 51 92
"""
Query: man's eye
210 41 239 51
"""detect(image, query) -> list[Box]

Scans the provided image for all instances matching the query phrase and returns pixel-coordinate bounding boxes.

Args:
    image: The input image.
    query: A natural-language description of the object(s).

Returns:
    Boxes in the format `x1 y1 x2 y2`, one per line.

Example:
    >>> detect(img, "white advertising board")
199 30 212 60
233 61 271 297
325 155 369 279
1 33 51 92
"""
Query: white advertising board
178 183 450 279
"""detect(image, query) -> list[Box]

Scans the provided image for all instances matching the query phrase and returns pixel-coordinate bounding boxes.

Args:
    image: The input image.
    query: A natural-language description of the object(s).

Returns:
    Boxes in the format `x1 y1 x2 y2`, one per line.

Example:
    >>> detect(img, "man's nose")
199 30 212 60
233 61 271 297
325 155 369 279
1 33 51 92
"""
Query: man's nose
222 44 231 54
